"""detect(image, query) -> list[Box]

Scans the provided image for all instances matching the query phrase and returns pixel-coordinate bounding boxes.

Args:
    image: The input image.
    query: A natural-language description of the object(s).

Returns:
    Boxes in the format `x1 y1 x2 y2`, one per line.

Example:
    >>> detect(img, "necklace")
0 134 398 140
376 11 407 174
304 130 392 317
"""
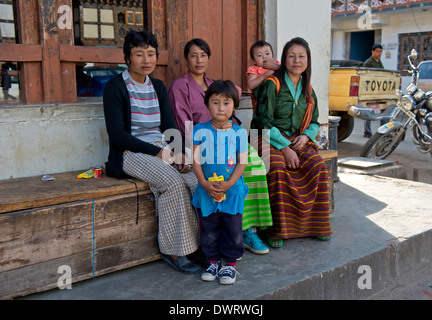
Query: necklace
211 120 232 130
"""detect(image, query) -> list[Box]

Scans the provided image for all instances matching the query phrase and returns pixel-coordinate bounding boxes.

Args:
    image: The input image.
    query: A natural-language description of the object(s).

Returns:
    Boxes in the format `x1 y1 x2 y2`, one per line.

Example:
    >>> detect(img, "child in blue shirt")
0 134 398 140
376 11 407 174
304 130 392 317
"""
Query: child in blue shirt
191 80 249 285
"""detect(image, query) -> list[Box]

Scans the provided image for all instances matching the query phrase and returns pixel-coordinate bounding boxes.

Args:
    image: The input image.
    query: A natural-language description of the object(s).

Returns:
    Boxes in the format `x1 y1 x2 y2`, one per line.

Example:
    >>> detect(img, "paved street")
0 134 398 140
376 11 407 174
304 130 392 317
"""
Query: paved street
338 117 432 300
338 117 432 184
0 83 20 104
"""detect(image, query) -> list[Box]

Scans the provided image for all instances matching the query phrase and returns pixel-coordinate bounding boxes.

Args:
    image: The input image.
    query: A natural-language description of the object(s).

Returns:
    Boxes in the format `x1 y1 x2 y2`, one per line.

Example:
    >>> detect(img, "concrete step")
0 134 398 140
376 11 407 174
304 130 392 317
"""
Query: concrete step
338 157 407 180
19 172 432 300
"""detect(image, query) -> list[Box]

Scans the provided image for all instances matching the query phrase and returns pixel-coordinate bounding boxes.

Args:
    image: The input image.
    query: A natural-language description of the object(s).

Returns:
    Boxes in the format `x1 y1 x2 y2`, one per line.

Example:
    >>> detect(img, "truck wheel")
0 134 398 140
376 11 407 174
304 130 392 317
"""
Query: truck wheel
336 112 354 142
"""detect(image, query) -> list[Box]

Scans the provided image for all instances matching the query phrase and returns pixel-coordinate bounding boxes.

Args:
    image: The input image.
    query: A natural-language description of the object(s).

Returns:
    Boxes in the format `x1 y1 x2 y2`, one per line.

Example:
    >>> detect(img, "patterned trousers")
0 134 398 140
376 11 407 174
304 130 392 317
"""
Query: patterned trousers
122 148 199 257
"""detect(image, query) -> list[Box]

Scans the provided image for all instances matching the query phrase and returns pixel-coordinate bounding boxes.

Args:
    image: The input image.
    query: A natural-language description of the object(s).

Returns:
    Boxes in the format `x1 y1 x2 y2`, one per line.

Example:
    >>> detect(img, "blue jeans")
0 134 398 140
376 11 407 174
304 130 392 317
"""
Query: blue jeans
197 209 244 264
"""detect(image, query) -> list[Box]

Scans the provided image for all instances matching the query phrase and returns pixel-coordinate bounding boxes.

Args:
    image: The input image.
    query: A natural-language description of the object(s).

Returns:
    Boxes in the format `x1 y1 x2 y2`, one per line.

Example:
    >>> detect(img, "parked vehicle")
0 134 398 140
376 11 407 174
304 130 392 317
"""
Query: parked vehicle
329 60 401 141
8 70 18 83
418 60 432 92
349 49 432 159
80 65 127 96
82 66 126 78
330 60 363 68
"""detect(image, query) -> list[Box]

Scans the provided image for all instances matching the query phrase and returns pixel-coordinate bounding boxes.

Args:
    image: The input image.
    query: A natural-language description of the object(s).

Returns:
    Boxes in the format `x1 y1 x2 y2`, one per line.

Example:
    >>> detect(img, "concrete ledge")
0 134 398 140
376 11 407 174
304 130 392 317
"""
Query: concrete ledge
338 157 407 180
21 172 432 300
257 230 432 299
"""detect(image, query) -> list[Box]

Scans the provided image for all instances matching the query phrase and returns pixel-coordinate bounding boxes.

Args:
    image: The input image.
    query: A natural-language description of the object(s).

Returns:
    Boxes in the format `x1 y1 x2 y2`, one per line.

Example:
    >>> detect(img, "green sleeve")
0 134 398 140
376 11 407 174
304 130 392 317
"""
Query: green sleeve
251 80 291 150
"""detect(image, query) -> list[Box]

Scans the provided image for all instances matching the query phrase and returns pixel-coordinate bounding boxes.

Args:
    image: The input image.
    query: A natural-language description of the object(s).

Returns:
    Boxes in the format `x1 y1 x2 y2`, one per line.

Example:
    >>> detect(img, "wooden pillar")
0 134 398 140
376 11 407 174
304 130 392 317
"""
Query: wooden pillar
242 0 259 91
58 0 77 103
166 0 189 85
39 0 63 104
15 0 44 104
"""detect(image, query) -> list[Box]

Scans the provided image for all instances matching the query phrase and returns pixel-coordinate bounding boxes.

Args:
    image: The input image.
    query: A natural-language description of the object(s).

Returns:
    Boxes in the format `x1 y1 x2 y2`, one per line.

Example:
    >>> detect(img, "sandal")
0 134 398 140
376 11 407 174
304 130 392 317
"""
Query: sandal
268 237 283 248
316 235 331 241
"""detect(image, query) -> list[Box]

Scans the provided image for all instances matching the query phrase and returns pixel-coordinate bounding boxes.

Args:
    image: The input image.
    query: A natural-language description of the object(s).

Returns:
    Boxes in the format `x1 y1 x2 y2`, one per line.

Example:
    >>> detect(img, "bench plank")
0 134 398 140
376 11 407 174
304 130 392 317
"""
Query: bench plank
0 191 157 273
0 189 159 299
0 171 151 214
319 149 338 160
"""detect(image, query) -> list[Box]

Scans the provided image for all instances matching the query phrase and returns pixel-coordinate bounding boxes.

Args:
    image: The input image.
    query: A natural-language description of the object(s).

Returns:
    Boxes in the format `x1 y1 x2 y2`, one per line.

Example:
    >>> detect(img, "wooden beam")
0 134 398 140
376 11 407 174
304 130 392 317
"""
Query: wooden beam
0 44 42 62
15 0 44 104
242 0 259 92
166 0 188 84
39 0 63 104
58 0 77 103
59 45 169 65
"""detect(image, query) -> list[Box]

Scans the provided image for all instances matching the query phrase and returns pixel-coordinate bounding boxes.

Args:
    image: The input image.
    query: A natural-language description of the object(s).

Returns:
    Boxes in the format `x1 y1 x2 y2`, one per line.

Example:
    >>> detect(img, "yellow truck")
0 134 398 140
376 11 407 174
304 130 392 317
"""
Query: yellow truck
329 61 401 141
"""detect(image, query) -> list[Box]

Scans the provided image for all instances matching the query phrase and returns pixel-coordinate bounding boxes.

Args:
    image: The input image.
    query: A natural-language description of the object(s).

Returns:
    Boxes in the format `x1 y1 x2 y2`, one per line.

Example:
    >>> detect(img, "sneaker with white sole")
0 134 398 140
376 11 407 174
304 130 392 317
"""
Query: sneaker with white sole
201 262 220 282
243 227 269 254
218 265 238 285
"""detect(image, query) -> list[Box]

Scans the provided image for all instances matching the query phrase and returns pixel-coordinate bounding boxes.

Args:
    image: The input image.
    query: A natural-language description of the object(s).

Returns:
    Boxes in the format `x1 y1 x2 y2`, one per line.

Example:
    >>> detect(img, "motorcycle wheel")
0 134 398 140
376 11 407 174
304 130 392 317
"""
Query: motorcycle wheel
360 129 402 159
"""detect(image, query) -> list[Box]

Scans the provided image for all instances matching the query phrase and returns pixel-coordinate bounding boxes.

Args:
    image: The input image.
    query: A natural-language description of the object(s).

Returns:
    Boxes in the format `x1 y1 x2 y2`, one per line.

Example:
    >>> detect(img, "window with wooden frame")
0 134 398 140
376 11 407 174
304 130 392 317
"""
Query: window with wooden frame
0 0 261 105
135 12 143 26
126 11 135 25
399 32 432 76
0 0 20 105
0 0 159 105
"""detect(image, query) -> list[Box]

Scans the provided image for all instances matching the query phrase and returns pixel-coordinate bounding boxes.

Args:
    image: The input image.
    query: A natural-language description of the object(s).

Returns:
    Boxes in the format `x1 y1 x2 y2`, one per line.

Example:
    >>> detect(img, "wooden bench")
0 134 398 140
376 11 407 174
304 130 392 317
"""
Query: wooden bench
319 149 338 214
0 171 160 299
0 149 337 299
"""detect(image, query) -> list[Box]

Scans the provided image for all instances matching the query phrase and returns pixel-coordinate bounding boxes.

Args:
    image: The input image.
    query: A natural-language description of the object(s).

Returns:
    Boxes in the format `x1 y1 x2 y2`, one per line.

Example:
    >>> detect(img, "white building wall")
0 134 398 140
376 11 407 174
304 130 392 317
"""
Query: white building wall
331 5 432 90
265 0 332 126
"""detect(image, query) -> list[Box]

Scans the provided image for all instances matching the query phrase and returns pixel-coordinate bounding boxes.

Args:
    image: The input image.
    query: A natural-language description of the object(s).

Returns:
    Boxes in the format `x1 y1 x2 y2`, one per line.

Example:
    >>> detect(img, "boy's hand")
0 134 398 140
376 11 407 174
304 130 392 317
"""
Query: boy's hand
213 180 232 194
202 180 225 199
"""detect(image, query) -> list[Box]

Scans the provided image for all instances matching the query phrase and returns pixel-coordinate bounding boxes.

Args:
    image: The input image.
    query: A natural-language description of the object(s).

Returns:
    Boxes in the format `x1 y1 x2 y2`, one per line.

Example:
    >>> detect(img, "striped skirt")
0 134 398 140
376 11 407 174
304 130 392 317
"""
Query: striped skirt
260 136 332 239
242 145 273 230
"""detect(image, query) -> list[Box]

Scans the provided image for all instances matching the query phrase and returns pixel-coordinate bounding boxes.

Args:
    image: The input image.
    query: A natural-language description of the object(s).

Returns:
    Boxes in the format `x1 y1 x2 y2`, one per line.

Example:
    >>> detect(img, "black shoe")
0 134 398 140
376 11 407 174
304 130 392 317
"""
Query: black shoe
363 132 372 138
160 253 202 274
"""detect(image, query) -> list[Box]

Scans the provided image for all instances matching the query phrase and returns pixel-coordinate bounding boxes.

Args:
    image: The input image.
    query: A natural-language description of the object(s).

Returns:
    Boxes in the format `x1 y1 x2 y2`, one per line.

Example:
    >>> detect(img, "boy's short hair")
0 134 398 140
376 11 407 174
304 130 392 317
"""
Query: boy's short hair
250 40 274 60
123 30 159 65
204 80 240 109
372 44 383 51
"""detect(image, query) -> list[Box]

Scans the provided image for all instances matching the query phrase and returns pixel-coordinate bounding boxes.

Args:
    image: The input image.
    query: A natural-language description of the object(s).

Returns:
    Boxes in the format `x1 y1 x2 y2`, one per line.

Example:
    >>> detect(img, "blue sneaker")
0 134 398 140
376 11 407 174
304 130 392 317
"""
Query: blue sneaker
218 265 238 285
243 227 269 254
201 261 221 282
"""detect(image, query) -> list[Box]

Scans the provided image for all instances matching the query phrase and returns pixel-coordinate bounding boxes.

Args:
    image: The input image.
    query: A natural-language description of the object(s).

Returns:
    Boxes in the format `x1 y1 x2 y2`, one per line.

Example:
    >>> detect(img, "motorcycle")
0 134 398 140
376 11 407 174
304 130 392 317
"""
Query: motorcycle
348 49 432 159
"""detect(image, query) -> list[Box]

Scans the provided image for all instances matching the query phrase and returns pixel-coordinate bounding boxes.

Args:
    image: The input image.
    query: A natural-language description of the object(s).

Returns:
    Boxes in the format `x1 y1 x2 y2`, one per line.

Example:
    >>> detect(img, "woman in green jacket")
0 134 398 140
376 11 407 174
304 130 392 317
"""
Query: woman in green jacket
251 37 332 247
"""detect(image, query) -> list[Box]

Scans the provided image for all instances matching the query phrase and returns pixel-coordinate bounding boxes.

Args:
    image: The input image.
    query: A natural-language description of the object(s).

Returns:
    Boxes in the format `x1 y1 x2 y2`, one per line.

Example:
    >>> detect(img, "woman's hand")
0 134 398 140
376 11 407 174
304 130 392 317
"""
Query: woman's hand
175 152 192 173
156 148 175 164
291 134 309 152
281 146 300 169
